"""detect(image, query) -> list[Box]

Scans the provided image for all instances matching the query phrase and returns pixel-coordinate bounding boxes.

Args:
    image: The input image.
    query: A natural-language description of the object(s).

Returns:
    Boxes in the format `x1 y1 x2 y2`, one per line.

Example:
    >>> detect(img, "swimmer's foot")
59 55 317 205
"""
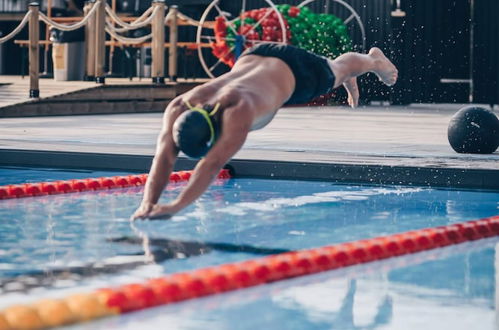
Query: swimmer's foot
369 47 398 86
343 77 359 108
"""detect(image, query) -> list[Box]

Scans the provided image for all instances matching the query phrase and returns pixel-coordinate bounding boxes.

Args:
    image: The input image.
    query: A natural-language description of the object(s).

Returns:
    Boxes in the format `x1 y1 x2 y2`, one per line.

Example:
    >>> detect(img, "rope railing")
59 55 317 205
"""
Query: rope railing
39 1 98 31
176 12 204 27
105 26 152 44
10 0 204 98
135 6 155 23
105 4 159 31
164 10 176 25
0 10 31 44
108 18 150 34
104 3 159 41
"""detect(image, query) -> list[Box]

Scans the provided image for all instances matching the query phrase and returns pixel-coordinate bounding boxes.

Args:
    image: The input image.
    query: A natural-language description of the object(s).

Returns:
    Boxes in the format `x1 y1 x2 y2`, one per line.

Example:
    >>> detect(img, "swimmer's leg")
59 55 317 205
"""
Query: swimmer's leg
343 77 359 108
329 48 398 89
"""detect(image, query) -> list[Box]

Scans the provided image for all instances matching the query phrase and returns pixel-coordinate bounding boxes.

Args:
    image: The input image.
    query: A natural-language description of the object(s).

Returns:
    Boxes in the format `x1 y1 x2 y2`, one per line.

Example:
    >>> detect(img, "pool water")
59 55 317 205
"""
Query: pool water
67 240 497 330
0 167 498 329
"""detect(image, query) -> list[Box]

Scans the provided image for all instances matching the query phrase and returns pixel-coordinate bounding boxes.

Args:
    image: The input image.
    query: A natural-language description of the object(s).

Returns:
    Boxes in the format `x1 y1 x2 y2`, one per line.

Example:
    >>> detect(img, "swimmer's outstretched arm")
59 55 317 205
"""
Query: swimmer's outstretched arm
132 105 180 220
143 103 252 220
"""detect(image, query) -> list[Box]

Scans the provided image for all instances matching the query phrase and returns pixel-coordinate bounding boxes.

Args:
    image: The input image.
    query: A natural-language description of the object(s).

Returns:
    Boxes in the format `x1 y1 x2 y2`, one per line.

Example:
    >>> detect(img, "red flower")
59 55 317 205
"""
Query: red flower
288 6 300 18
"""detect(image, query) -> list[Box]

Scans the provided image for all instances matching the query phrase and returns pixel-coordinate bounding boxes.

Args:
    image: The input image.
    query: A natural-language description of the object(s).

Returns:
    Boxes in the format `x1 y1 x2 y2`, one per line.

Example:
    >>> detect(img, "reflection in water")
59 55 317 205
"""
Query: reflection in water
68 239 498 330
0 221 289 294
130 221 155 264
274 279 393 329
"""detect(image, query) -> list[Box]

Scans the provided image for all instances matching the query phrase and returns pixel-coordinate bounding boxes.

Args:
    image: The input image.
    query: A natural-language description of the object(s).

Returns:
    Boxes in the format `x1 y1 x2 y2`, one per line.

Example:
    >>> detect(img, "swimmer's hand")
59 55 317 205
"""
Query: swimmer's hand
130 203 154 221
131 202 180 221
131 202 155 220
146 203 180 220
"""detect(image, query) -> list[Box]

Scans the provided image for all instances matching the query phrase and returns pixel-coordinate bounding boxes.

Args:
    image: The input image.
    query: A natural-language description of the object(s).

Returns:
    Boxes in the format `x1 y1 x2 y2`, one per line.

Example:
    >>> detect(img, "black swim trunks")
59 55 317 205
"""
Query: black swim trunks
241 44 336 105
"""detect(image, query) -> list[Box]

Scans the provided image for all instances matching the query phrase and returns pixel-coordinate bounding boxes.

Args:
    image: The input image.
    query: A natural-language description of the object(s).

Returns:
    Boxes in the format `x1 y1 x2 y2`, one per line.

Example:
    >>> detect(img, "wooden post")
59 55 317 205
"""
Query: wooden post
84 1 96 81
29 2 40 98
41 0 52 76
168 5 178 82
107 0 117 75
151 0 165 84
94 0 106 83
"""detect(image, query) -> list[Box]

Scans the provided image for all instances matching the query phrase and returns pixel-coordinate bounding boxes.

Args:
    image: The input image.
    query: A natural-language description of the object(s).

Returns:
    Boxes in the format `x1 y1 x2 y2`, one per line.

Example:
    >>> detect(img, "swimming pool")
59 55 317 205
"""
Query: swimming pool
67 240 496 330
0 167 498 329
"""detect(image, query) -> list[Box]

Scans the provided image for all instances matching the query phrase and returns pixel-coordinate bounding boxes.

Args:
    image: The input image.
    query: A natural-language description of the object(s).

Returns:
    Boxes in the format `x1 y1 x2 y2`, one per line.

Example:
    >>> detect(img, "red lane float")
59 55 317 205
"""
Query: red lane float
1 215 497 329
93 215 499 307
0 169 232 200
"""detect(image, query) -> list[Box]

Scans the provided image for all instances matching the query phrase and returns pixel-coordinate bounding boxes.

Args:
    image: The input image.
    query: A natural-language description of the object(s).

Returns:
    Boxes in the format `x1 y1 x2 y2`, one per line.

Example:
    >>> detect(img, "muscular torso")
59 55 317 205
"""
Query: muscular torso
181 55 296 130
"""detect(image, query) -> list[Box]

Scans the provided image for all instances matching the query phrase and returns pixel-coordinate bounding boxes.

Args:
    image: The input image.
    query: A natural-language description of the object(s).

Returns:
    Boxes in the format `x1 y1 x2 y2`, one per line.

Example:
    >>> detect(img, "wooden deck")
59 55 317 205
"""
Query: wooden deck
0 76 95 108
0 76 207 117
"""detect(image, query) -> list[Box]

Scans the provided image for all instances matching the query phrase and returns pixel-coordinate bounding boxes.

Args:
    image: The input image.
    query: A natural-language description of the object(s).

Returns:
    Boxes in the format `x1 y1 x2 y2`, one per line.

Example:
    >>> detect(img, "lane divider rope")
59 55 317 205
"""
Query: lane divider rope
0 215 497 329
0 169 232 200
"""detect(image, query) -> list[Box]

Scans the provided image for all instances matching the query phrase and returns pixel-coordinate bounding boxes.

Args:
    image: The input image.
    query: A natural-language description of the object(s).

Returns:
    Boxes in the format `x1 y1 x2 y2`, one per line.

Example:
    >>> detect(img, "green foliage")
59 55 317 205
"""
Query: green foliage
221 5 353 60
276 4 352 59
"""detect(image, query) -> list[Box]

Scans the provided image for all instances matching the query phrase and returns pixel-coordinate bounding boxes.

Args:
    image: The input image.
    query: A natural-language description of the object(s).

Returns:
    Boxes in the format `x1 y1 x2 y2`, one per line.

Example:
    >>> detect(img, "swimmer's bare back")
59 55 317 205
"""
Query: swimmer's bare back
182 55 296 130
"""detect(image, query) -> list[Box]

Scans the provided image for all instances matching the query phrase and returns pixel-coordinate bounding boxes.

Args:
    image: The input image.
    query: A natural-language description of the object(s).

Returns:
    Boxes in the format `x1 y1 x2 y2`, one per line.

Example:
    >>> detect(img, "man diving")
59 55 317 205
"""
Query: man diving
132 44 398 220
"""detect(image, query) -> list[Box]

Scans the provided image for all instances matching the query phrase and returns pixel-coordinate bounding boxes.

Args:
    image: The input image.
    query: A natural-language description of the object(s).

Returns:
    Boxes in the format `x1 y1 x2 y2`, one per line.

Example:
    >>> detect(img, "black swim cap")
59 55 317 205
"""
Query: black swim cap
172 103 221 159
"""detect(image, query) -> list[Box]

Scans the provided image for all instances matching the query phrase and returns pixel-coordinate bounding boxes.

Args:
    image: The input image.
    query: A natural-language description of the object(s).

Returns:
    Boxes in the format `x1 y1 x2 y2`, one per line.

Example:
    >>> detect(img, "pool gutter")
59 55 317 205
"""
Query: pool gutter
1 149 498 191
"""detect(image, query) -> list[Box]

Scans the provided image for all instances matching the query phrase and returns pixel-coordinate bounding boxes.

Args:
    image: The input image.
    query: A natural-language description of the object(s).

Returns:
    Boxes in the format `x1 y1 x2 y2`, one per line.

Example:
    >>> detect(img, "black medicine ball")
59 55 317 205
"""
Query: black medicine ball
447 106 499 154
173 111 214 159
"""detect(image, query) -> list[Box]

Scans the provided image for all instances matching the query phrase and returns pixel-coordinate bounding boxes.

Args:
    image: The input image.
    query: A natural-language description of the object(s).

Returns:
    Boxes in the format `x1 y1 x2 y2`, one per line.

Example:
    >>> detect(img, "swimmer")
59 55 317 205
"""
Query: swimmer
132 44 398 220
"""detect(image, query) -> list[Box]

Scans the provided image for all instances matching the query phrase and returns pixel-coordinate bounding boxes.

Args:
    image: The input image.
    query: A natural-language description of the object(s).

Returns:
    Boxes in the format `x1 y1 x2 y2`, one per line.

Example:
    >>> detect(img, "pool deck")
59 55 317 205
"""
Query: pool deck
0 76 208 117
0 103 498 190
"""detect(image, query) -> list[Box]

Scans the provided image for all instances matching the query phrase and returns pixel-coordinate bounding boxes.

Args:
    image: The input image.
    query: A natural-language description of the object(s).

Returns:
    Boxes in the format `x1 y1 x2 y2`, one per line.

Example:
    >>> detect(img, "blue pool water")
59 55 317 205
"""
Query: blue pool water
67 239 497 330
0 167 498 329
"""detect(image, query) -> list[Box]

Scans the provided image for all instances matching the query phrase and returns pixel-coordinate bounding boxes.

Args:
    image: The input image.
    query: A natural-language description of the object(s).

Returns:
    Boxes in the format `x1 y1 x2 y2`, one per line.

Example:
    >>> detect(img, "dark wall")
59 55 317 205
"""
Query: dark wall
0 21 28 75
473 0 498 106
391 0 472 104
391 0 498 106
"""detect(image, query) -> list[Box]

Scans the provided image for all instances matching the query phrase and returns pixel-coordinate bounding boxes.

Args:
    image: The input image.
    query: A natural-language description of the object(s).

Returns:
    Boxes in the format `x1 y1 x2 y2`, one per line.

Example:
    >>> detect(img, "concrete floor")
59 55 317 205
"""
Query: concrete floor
0 103 497 169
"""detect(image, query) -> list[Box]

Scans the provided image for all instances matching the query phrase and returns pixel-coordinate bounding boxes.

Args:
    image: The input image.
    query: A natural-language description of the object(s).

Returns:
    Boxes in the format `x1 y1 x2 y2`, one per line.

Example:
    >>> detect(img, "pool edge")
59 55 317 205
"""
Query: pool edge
1 149 498 191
